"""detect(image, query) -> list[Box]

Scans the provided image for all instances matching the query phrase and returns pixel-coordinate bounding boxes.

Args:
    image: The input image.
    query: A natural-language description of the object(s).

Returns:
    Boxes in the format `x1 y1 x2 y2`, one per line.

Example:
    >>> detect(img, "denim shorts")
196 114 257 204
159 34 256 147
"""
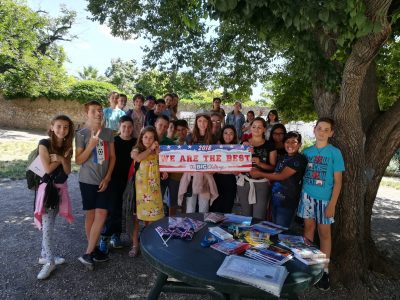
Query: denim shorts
79 182 110 210
297 191 334 225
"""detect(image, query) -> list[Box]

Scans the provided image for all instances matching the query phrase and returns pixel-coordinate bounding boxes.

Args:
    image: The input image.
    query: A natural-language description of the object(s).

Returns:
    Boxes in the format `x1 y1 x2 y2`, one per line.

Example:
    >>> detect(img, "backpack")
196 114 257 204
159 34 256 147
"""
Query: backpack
26 147 41 190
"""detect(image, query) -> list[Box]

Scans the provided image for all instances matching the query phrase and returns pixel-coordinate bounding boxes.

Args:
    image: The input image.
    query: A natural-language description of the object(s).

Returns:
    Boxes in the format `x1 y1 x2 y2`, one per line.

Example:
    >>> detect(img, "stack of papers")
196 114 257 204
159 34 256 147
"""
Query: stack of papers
217 255 289 297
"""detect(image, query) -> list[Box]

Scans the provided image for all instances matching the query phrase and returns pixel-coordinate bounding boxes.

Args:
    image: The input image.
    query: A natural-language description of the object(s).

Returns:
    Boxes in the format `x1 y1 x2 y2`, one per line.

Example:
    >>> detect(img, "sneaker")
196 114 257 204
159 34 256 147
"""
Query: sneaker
92 247 110 263
315 272 330 291
78 253 94 271
37 263 56 280
99 236 109 254
38 256 65 265
110 234 124 249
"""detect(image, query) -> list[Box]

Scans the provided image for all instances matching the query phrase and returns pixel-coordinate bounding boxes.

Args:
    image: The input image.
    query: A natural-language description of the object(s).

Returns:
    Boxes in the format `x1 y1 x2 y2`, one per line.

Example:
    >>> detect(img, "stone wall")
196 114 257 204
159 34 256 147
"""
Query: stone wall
0 96 86 130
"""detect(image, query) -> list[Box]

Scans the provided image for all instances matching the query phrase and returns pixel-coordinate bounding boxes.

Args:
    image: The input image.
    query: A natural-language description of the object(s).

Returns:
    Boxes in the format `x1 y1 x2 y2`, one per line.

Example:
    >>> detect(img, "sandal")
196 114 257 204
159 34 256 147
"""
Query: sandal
129 245 139 257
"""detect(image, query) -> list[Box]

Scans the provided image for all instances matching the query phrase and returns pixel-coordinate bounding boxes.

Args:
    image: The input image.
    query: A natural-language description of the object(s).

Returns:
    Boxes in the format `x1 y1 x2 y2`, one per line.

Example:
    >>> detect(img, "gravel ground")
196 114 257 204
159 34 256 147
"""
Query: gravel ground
0 128 399 299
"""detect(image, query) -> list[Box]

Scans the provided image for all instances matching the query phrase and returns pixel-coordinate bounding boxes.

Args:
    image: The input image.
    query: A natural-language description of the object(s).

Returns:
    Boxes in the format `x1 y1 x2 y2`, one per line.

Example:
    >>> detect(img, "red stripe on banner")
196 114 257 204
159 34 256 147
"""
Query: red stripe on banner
103 141 109 161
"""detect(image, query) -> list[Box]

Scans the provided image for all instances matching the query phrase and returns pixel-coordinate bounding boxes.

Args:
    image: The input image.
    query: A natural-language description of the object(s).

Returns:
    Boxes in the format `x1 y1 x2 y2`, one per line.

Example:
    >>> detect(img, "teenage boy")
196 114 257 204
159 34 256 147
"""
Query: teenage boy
154 115 174 215
143 95 156 114
103 92 126 131
297 117 345 290
117 93 128 111
167 119 189 215
75 101 116 270
99 116 137 253
145 99 166 127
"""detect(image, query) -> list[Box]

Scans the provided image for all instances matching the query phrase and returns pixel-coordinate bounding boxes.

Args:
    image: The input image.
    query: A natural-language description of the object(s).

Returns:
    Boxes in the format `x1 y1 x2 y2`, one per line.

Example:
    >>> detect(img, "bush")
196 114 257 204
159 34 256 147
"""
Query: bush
68 80 119 105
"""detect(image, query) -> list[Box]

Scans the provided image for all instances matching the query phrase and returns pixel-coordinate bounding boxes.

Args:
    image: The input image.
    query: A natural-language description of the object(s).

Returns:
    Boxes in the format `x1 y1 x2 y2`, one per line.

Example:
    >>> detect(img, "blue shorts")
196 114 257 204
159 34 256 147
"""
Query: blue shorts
79 182 110 210
297 191 334 225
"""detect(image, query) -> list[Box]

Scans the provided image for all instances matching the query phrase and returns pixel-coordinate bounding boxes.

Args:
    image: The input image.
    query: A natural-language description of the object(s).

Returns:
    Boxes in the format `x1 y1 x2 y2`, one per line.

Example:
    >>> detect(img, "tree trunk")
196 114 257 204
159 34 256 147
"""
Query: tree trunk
311 0 398 287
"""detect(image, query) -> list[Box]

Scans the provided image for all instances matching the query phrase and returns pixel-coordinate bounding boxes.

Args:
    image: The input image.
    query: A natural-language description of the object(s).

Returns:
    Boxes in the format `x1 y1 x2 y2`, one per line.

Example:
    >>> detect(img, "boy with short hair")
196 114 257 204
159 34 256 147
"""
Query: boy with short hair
75 100 116 270
99 115 137 253
117 93 128 111
297 117 345 290
103 91 126 131
145 99 166 127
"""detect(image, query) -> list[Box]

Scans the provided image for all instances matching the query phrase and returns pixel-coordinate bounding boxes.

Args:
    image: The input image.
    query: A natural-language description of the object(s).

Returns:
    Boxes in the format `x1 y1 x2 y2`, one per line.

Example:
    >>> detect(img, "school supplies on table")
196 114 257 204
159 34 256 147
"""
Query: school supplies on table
168 217 206 232
204 212 226 223
223 214 252 225
216 255 289 297
278 234 328 265
210 239 251 255
209 226 233 240
244 246 293 265
200 231 221 248
154 217 207 241
242 230 272 247
252 221 288 235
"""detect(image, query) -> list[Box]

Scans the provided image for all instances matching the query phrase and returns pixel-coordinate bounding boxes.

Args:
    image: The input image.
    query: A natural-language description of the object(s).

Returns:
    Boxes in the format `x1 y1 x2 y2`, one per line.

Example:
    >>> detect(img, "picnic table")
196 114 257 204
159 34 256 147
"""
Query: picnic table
140 213 324 299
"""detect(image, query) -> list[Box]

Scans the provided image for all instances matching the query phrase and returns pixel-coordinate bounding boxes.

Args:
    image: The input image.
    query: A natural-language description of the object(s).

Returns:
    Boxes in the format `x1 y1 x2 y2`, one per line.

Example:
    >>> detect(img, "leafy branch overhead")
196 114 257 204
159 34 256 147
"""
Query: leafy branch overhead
0 0 77 98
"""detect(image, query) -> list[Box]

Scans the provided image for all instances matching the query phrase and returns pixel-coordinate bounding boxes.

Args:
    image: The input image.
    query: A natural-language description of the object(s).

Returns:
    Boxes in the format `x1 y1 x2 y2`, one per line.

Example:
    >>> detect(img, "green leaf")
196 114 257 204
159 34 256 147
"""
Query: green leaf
318 10 329 22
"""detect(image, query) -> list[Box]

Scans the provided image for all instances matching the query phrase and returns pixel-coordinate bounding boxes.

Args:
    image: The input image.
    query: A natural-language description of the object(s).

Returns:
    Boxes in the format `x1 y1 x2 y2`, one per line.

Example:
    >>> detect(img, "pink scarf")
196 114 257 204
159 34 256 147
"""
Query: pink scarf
34 182 74 230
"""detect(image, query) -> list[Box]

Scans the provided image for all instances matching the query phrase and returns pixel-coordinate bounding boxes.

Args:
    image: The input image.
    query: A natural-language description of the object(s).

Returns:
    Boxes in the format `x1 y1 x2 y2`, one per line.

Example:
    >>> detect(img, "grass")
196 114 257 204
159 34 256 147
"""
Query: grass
0 140 79 179
380 178 400 190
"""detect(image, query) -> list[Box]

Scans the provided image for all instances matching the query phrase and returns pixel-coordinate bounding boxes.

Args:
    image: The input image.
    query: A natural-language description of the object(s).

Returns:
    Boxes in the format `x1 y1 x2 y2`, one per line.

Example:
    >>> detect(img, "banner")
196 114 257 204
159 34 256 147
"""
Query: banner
159 144 252 172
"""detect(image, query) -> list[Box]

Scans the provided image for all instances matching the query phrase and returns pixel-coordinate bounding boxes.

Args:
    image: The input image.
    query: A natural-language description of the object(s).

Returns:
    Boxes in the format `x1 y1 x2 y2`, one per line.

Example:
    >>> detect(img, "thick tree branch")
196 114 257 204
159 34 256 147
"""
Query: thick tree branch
365 97 400 160
359 61 380 132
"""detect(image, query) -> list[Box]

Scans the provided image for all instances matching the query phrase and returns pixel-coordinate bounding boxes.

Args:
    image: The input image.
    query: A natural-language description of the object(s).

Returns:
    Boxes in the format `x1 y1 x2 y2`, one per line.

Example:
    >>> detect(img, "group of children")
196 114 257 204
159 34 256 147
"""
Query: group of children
33 95 344 291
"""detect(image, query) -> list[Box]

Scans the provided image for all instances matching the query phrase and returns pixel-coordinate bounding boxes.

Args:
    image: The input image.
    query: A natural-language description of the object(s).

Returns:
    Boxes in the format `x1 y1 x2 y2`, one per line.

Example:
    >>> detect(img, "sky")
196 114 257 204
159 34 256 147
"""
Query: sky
27 0 146 76
26 0 264 99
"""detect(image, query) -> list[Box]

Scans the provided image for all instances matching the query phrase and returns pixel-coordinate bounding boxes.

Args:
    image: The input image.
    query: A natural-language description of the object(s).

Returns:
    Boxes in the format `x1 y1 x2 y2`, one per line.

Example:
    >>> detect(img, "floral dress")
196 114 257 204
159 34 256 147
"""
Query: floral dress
135 153 164 221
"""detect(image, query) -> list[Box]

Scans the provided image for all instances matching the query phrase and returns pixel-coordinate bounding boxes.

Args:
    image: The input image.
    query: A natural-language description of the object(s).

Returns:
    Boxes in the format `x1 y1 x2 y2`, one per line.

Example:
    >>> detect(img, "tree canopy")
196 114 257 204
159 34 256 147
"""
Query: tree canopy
87 0 400 288
0 0 77 98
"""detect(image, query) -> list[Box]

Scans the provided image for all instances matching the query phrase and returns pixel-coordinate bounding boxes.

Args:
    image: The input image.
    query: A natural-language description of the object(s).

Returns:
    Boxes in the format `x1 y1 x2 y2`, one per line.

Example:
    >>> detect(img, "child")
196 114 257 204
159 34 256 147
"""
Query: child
99 116 137 253
210 97 226 124
237 117 277 219
126 94 146 139
265 109 280 140
75 101 116 270
250 131 307 228
144 99 166 127
210 125 239 213
225 101 245 139
178 113 219 213
297 117 345 290
167 119 189 216
210 112 223 141
130 126 167 257
241 110 255 142
34 115 74 280
268 124 287 158
103 91 126 131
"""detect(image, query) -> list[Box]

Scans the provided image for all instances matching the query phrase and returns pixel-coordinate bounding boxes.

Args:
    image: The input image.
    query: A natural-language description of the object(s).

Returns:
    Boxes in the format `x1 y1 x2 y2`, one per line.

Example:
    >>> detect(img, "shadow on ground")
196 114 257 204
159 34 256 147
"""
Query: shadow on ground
0 174 399 299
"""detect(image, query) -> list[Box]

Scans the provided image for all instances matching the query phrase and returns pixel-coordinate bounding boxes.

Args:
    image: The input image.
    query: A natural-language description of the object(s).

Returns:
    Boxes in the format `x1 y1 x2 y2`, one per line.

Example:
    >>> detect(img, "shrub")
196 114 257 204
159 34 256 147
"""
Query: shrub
68 80 119 105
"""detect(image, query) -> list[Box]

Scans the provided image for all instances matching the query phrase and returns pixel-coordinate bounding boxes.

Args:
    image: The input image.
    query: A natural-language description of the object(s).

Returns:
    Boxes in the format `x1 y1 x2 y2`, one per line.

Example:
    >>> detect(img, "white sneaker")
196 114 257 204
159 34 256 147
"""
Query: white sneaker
38 256 65 265
37 263 56 280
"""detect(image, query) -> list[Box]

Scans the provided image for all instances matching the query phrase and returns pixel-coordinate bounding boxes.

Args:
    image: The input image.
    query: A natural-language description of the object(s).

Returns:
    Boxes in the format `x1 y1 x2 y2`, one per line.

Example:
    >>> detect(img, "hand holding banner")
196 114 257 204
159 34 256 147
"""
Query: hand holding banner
159 144 252 172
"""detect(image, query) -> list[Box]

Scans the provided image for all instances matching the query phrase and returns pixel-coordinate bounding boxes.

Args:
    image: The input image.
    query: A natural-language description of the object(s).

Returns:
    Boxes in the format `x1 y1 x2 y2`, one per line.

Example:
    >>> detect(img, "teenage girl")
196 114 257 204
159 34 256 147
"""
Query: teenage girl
34 115 74 280
251 131 307 228
210 125 239 213
238 117 277 219
269 124 287 158
130 126 167 257
241 110 255 142
180 113 218 213
265 109 280 140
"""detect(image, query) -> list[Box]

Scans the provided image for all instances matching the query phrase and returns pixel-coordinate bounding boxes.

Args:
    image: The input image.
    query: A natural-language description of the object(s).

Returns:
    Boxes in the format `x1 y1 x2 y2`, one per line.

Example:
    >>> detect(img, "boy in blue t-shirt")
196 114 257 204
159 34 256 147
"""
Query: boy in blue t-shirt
297 117 345 291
